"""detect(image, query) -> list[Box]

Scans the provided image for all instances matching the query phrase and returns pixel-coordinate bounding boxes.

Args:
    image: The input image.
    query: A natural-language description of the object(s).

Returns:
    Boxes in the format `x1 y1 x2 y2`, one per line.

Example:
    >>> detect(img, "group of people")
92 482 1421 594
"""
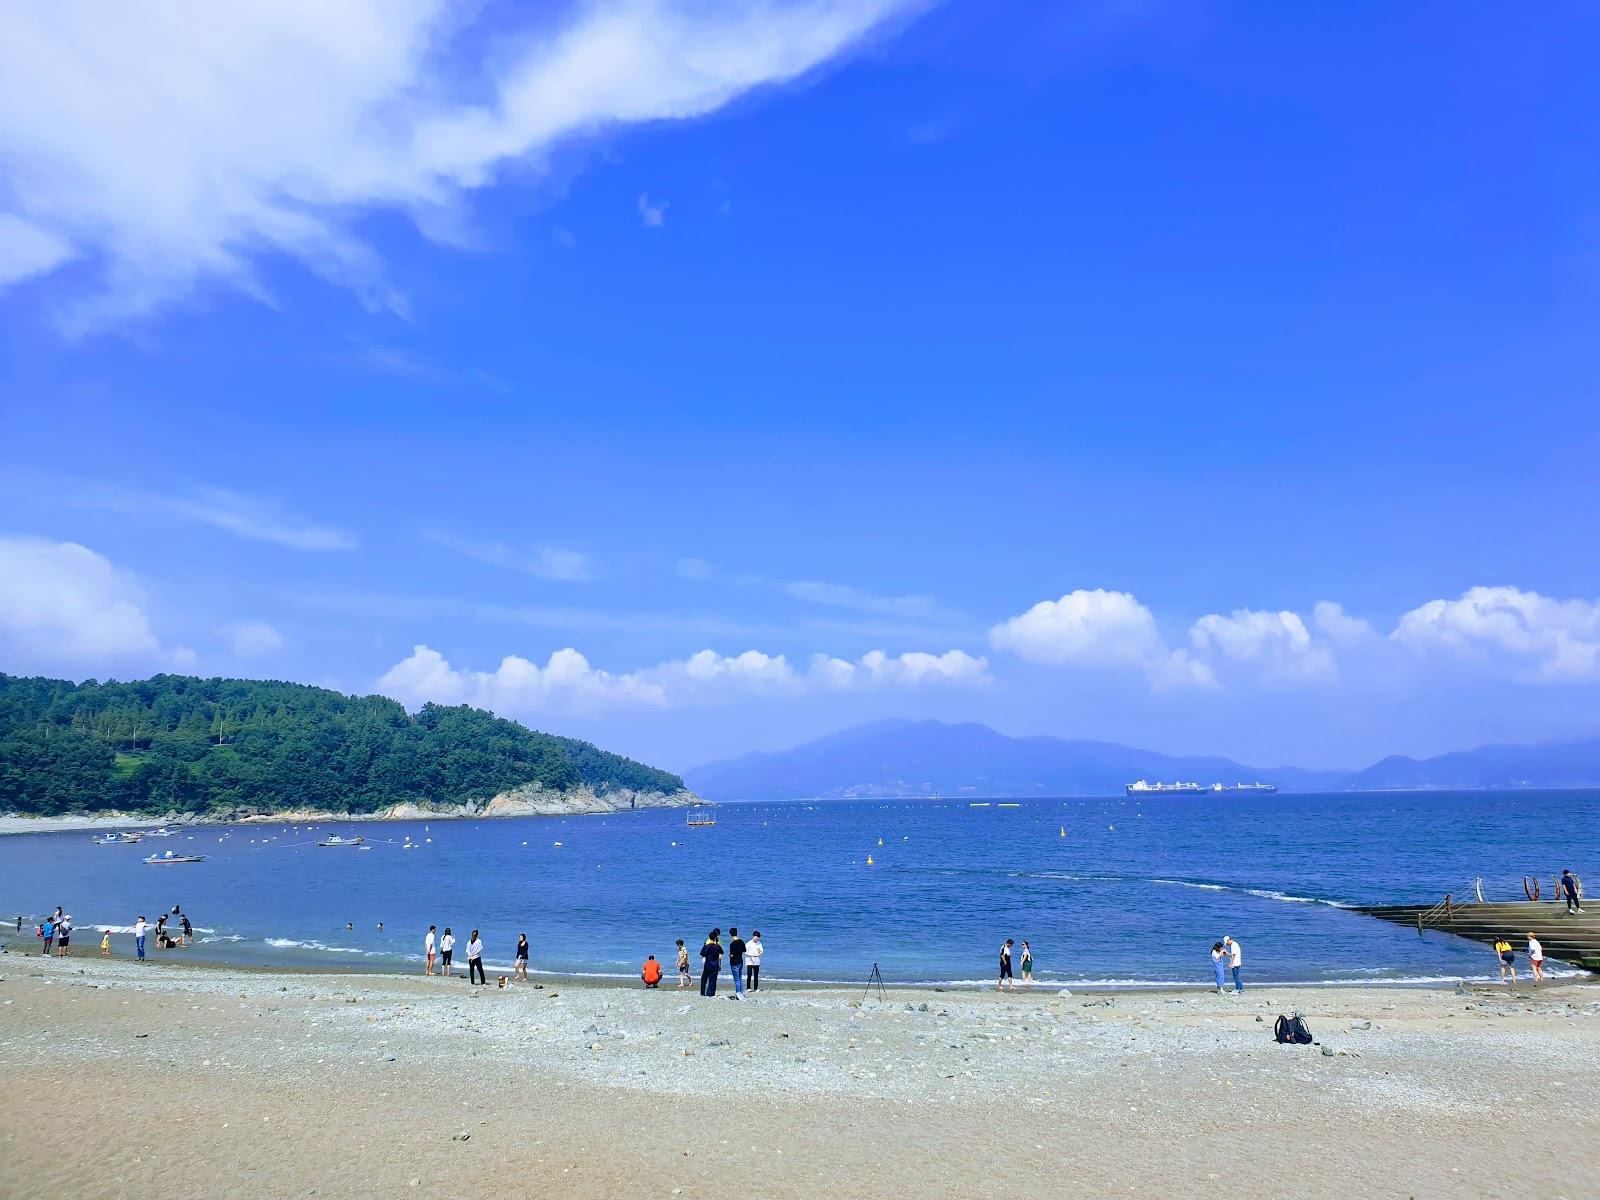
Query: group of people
1210 936 1245 993
1495 933 1550 984
32 905 192 960
422 924 499 985
997 939 1034 990
679 928 765 997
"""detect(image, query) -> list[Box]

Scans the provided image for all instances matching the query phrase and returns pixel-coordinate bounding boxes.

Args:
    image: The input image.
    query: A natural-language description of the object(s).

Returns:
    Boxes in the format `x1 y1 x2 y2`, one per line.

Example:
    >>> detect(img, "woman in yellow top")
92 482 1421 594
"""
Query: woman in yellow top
100 930 111 957
1493 938 1517 984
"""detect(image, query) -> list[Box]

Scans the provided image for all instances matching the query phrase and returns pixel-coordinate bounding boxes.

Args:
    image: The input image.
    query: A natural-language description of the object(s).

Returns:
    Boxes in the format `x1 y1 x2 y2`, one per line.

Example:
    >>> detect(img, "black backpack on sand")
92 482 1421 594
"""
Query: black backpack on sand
1273 1012 1314 1045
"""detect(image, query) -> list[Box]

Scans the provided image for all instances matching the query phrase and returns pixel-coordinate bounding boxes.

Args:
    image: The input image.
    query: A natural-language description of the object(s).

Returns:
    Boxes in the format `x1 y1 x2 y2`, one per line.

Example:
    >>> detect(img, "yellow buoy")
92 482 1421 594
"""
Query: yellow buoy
866 854 875 866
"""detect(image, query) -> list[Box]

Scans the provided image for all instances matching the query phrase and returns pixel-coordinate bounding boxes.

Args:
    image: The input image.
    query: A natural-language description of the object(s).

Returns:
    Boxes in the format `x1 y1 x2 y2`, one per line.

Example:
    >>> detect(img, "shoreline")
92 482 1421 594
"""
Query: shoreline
3 935 1590 993
2 952 1596 1199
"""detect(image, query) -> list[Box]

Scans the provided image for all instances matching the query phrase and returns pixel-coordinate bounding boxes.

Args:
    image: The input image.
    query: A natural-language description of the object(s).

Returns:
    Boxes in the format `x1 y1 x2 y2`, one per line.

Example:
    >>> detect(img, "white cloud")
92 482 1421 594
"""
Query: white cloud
1392 586 1600 681
988 588 1212 689
0 536 160 662
1312 600 1376 646
1188 608 1336 685
376 640 988 715
0 1 910 328
423 531 592 582
0 212 74 285
228 621 285 657
782 579 942 618
637 193 668 227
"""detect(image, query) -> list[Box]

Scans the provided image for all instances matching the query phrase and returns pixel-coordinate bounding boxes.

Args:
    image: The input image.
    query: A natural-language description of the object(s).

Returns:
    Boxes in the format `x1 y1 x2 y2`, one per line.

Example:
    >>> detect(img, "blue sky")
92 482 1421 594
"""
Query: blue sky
3 2 1599 771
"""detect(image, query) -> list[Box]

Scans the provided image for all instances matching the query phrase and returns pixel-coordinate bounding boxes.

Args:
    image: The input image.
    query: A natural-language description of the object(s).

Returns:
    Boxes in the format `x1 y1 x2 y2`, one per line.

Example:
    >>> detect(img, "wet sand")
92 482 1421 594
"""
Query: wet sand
0 952 1595 1199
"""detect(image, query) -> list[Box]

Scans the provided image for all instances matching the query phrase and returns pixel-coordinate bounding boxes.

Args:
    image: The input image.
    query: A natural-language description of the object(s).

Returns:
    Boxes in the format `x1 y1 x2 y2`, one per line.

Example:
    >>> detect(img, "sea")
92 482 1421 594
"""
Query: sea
3 791 1594 988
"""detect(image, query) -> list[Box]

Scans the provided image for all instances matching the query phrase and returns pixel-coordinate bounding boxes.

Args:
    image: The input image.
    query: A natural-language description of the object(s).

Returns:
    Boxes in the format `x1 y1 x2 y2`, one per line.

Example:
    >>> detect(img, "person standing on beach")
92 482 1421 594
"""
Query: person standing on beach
1560 870 1584 914
745 932 764 992
1210 942 1228 993
700 929 723 997
425 925 437 975
55 914 71 957
41 915 54 957
1223 936 1243 992
676 940 690 990
134 916 147 961
467 930 486 985
439 927 455 976
514 934 530 981
1019 941 1034 986
180 914 192 947
998 939 1015 992
727 927 747 998
1494 937 1516 983
1527 933 1545 985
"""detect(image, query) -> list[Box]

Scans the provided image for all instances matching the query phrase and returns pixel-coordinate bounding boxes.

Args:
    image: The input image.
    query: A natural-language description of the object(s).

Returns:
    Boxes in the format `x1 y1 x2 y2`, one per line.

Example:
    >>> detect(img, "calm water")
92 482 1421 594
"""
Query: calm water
3 792 1594 987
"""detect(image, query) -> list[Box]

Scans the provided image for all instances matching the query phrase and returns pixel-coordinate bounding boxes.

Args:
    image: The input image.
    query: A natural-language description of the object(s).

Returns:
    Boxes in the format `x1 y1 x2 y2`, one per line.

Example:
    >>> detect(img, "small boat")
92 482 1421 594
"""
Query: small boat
92 834 120 845
145 851 205 865
685 813 717 828
317 835 365 848
997 803 1021 808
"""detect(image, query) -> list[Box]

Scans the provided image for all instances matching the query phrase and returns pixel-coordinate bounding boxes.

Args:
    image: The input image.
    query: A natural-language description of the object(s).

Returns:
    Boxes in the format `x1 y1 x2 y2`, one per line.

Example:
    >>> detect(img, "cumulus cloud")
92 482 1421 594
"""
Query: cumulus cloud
1312 600 1376 646
228 622 286 657
988 589 1212 690
0 0 910 327
0 536 160 663
375 641 988 715
1188 608 1336 685
1392 585 1600 681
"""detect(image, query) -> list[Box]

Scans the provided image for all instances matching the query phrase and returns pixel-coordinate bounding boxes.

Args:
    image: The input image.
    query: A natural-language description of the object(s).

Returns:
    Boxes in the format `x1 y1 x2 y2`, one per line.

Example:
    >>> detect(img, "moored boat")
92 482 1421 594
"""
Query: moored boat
145 850 205 864
316 835 365 847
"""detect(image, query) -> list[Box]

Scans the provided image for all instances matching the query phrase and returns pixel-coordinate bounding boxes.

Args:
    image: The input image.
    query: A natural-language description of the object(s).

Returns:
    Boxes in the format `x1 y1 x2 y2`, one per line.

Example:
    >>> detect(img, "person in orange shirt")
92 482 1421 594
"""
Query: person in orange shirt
641 954 663 988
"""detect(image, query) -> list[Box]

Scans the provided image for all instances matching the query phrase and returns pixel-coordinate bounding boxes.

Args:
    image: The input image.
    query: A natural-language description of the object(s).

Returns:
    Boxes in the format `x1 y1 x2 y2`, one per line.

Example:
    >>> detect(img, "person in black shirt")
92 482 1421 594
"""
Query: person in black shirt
727 927 746 999
699 929 723 997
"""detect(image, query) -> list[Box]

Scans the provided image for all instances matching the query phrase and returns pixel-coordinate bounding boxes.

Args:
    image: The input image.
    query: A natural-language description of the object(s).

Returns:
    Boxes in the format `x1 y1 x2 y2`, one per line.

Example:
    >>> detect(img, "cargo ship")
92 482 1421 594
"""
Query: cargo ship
1212 782 1279 794
1125 780 1208 796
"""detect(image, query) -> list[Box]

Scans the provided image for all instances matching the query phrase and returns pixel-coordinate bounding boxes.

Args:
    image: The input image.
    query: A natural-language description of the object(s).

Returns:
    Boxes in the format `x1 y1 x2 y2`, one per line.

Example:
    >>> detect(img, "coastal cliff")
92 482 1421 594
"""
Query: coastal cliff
231 783 705 824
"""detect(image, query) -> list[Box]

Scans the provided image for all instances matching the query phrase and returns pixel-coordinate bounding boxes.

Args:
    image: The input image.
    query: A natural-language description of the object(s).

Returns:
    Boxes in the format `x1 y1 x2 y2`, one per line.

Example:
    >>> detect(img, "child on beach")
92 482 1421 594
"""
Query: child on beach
514 934 529 981
1019 941 1033 986
676 940 690 990
100 929 111 957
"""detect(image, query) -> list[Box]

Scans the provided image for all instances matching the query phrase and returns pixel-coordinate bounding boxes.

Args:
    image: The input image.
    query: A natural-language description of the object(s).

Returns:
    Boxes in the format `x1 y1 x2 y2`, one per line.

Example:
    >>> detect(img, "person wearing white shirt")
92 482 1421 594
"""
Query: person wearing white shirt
424 925 437 976
134 916 148 961
744 932 765 992
1527 933 1545 985
1222 936 1243 993
439 928 456 977
466 930 486 986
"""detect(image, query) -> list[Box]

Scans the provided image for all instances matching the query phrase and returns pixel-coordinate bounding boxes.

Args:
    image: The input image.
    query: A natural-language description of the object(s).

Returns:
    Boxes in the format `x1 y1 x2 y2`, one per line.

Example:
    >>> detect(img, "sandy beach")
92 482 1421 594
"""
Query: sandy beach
0 950 1595 1200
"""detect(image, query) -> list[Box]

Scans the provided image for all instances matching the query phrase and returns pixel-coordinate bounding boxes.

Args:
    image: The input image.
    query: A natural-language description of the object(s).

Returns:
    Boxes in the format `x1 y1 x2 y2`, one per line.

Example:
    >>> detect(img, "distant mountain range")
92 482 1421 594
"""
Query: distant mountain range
683 719 1600 801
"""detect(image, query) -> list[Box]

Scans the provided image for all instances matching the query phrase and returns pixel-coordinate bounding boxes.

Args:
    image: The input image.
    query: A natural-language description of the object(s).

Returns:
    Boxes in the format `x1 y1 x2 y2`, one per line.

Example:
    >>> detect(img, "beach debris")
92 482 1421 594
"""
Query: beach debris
1321 1044 1335 1056
453 1133 471 1141
1351 1019 1373 1030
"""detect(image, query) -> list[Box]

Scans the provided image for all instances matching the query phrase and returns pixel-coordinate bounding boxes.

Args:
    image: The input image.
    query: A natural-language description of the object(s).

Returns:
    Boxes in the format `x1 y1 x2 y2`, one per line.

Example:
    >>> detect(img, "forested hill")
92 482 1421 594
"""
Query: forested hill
0 673 685 817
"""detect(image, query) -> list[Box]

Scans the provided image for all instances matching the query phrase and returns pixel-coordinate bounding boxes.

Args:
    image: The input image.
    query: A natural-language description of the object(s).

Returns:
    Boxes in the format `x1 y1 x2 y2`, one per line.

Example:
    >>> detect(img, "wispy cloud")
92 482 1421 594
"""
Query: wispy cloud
0 2 912 328
637 193 668 228
679 557 962 627
422 530 593 582
339 345 508 393
26 476 358 551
